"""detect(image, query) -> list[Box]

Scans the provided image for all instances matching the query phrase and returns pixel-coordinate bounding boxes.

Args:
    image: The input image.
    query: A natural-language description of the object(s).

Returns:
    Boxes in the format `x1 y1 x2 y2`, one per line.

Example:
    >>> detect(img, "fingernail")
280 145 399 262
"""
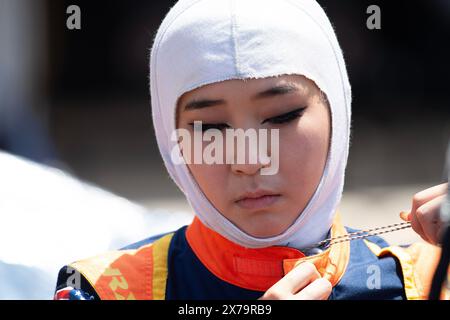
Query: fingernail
399 211 410 221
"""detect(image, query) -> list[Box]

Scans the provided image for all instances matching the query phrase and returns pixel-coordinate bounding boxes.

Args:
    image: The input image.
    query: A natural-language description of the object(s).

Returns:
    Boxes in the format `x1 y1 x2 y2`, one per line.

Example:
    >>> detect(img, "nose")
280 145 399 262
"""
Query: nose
230 144 271 176
227 124 273 176
231 162 266 176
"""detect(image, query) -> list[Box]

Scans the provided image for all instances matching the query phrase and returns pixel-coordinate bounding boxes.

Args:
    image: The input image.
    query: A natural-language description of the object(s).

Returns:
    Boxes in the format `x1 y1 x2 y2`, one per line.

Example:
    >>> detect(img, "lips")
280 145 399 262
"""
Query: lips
235 190 281 210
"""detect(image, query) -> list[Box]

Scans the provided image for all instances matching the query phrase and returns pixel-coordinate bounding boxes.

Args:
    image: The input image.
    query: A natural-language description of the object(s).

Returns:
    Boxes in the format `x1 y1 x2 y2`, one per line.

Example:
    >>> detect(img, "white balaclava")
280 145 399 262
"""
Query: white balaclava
149 0 352 249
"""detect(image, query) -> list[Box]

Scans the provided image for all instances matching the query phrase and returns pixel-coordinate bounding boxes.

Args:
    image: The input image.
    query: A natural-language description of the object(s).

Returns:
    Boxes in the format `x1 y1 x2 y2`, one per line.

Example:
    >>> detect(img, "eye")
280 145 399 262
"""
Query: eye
262 107 306 125
188 122 230 132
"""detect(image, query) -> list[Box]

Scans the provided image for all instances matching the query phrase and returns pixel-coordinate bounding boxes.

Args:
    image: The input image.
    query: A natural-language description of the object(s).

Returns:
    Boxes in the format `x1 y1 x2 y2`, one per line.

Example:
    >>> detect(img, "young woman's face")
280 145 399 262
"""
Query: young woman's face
176 74 331 237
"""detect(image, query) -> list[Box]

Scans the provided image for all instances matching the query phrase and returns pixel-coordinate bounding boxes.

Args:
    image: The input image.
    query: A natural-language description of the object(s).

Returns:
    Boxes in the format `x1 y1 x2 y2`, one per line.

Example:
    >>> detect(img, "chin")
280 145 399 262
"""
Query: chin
241 223 286 238
228 210 290 238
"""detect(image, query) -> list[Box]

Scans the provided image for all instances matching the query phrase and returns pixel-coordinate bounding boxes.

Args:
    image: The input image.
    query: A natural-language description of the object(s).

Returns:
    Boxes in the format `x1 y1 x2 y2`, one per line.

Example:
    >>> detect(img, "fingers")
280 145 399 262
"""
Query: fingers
400 210 411 221
411 183 448 214
401 206 431 243
400 210 430 243
261 262 319 299
401 182 448 245
293 278 332 300
259 262 332 300
414 194 446 245
279 261 321 294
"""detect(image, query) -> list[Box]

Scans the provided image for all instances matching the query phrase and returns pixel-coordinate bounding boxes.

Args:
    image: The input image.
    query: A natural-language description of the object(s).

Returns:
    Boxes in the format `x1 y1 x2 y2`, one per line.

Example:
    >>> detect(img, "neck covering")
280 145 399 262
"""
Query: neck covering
149 0 352 249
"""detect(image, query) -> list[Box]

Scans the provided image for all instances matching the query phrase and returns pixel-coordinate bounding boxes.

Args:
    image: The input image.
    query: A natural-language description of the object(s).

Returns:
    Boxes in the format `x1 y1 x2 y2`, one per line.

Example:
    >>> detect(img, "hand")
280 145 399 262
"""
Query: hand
400 182 448 246
258 262 332 300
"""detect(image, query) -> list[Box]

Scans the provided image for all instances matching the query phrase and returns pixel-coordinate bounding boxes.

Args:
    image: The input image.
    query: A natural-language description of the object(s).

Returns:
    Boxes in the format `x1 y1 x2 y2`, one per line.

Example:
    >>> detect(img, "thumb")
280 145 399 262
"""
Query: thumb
399 210 411 221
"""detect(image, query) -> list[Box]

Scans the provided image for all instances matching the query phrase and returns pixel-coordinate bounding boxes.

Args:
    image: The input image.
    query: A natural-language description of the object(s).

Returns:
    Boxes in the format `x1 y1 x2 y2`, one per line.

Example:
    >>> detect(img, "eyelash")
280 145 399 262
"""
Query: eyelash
188 107 306 132
262 107 306 124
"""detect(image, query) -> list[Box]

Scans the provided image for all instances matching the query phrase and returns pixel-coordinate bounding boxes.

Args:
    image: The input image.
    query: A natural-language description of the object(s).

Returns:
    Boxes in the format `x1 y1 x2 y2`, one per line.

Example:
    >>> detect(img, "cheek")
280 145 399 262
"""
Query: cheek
278 121 329 187
186 163 229 207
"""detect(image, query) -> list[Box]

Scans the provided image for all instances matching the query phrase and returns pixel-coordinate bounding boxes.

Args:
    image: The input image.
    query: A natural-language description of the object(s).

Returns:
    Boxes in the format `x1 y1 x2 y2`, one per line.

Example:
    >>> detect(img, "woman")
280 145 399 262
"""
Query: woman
54 0 447 300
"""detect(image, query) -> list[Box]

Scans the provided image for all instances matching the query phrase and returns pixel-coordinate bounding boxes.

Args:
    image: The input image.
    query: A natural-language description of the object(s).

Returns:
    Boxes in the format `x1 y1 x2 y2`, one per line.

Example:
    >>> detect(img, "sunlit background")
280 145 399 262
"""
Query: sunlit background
0 0 449 299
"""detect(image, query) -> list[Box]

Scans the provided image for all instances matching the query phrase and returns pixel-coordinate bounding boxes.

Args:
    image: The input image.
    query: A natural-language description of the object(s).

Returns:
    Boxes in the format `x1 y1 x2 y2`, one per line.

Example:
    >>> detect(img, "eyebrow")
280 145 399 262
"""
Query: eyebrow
183 84 298 111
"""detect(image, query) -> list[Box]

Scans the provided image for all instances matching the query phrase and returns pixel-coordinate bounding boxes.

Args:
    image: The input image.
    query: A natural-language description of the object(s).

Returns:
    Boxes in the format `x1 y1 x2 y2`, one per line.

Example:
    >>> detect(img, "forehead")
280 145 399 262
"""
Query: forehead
177 74 316 110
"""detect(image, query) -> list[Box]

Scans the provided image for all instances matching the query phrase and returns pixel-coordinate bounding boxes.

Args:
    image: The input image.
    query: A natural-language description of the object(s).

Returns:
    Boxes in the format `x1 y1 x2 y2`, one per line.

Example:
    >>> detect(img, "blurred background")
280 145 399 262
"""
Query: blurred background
0 0 449 298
